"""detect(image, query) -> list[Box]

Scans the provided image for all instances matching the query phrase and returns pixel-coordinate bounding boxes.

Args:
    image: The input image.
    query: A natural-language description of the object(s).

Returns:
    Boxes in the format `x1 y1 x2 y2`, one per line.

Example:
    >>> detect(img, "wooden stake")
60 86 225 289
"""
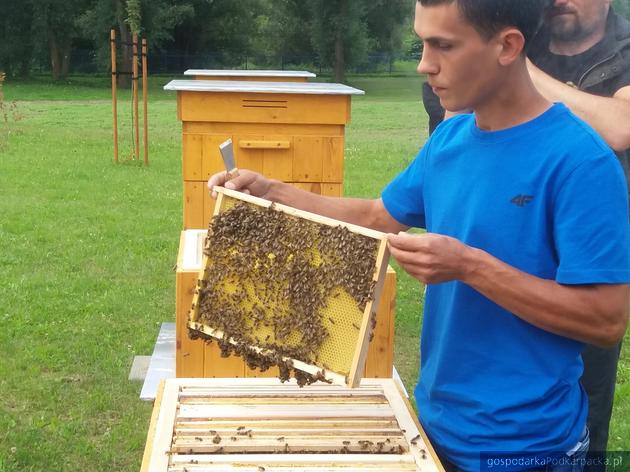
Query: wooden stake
110 29 118 163
132 33 139 160
142 37 149 166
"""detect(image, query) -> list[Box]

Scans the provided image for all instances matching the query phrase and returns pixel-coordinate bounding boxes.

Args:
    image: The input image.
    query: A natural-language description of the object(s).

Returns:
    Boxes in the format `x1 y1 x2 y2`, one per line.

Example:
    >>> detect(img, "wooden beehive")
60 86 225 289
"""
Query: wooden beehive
163 79 364 230
175 230 396 380
184 69 316 82
140 378 443 472
188 187 390 387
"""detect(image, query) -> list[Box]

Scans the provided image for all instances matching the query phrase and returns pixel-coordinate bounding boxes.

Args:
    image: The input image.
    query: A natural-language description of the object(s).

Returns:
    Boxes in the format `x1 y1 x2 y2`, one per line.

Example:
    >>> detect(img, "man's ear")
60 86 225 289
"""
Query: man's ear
497 27 525 66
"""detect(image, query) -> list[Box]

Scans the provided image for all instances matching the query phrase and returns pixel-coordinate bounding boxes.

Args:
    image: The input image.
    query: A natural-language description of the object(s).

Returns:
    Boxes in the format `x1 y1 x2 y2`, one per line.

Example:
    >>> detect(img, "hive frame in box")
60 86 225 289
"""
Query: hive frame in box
188 187 390 387
140 378 443 472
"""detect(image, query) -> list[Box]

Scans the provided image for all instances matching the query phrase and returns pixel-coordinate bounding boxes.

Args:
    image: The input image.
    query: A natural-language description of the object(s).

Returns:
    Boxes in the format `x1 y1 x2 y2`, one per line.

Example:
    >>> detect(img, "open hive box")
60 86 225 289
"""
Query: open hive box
187 187 390 387
141 378 442 471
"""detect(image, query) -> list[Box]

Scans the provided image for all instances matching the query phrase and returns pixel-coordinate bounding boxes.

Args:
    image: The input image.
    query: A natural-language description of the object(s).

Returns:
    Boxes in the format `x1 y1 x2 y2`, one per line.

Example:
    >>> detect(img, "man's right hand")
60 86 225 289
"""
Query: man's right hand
207 169 273 200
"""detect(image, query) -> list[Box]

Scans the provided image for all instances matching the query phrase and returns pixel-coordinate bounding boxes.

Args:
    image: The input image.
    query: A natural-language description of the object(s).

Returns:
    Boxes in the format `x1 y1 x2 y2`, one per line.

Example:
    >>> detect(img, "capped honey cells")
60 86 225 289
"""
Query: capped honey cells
189 200 380 386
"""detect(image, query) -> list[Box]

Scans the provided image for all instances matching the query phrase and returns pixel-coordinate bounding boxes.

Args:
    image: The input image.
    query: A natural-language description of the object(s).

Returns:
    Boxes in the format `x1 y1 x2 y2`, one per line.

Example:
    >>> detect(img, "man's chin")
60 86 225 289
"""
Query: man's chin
439 99 461 113
549 20 581 41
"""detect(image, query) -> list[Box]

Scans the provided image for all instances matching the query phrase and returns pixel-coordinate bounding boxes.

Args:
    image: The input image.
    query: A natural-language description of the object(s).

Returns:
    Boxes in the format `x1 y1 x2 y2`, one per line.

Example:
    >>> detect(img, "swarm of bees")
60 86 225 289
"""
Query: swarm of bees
189 201 379 385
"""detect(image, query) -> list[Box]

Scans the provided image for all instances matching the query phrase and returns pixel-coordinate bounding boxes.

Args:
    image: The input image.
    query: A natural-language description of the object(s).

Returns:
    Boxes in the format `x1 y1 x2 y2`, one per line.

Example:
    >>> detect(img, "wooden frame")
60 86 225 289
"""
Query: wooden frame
188 187 390 387
140 378 444 472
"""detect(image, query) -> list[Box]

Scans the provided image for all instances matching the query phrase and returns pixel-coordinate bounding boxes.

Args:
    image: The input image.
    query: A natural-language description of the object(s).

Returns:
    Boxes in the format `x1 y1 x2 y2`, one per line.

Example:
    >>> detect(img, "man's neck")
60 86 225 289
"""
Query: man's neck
474 66 551 132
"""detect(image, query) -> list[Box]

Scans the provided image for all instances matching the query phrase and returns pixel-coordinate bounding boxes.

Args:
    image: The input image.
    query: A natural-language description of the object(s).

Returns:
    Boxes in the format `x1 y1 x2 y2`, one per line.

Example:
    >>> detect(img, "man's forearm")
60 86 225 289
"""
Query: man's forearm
265 179 406 233
528 61 630 151
462 245 630 347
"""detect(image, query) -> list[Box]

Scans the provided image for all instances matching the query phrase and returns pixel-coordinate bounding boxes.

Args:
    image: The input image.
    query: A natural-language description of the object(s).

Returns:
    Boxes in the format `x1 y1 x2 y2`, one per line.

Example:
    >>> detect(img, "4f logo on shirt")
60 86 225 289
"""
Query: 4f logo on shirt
511 195 534 207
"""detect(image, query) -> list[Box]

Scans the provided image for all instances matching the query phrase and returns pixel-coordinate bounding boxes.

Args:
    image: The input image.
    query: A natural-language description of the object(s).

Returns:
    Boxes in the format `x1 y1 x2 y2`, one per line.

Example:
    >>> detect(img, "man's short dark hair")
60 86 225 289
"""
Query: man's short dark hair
418 0 550 49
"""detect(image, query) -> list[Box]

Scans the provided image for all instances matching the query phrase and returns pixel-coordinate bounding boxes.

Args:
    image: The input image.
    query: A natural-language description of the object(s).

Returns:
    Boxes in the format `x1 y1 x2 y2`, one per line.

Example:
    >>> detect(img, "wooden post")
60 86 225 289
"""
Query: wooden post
110 29 118 163
142 37 149 166
132 33 139 160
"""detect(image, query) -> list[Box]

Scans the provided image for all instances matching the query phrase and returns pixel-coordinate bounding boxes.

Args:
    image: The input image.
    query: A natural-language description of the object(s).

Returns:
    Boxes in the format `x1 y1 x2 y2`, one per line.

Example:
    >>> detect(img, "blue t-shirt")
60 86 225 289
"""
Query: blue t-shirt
382 103 630 471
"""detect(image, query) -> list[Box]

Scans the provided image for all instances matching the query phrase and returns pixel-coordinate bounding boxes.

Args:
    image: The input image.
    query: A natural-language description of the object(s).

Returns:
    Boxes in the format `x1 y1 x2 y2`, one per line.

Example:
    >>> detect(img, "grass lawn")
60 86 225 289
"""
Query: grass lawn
0 74 629 471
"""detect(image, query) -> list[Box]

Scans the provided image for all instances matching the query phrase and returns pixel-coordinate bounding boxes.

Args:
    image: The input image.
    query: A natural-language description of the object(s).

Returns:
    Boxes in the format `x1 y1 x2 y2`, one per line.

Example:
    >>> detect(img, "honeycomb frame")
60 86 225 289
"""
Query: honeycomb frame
188 187 390 387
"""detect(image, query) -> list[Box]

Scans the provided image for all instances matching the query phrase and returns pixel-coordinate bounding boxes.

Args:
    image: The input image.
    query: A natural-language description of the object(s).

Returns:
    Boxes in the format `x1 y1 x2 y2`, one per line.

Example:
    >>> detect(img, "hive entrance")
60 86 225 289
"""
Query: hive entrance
188 188 389 387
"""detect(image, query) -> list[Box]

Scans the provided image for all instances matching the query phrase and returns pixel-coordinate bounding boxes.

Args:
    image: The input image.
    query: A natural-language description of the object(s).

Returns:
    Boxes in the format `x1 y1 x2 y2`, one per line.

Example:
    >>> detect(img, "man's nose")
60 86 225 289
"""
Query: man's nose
418 49 438 75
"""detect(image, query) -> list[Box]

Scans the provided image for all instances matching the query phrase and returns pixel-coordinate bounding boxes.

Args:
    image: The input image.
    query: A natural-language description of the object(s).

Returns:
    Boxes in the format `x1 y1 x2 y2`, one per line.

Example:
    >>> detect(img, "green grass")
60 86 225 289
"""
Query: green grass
0 74 629 471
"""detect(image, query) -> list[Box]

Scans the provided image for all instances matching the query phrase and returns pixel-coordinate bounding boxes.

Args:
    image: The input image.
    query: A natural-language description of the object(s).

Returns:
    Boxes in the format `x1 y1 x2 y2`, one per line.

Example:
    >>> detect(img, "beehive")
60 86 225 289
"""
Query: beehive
140 378 443 472
162 79 364 230
188 187 390 387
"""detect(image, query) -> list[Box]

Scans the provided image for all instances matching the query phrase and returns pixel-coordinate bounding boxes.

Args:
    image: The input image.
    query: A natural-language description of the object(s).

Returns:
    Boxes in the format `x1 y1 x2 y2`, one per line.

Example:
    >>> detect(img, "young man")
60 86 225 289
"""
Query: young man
209 1 630 470
424 0 630 461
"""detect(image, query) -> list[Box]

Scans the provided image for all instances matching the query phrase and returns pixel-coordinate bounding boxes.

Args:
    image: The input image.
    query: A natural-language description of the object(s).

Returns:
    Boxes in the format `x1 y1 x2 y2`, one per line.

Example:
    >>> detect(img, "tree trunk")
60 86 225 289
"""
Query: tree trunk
48 30 62 81
334 0 347 83
334 33 345 82
60 44 71 79
116 0 132 88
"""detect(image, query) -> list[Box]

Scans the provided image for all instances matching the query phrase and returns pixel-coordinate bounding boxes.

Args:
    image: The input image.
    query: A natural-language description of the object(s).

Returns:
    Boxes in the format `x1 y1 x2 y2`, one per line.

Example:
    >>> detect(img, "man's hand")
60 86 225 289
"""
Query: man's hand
387 231 475 284
207 169 273 200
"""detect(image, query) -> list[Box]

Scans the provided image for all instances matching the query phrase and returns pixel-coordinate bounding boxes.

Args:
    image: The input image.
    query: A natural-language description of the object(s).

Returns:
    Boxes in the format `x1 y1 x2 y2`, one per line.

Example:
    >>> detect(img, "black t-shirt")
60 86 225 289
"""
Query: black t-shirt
422 81 445 135
531 46 606 86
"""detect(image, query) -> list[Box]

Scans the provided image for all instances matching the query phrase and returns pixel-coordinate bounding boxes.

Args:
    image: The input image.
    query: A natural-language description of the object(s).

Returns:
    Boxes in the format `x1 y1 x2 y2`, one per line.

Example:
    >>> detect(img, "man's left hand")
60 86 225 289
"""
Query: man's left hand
387 232 474 284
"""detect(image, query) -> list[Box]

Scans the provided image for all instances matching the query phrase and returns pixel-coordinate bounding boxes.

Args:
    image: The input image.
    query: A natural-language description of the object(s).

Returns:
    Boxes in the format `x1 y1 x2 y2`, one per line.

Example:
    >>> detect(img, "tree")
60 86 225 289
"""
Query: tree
366 0 411 57
0 0 35 77
308 0 368 82
31 0 90 80
170 0 265 66
78 0 193 86
255 0 316 66
266 0 411 82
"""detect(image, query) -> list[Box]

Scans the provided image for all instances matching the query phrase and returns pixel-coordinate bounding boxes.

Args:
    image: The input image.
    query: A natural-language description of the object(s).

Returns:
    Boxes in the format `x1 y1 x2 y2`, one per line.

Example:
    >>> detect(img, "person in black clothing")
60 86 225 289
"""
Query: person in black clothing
528 0 630 191
422 0 630 464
